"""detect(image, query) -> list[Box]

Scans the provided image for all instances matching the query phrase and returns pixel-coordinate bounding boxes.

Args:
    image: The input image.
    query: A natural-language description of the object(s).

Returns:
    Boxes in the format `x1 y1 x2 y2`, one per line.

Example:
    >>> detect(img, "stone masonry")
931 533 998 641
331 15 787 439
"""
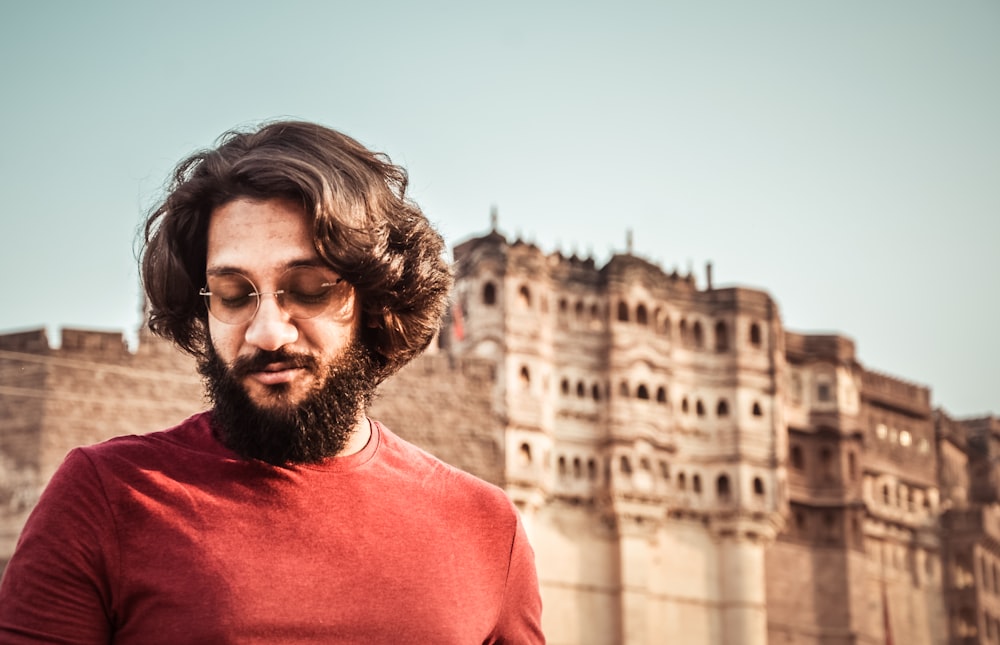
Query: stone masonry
0 226 996 644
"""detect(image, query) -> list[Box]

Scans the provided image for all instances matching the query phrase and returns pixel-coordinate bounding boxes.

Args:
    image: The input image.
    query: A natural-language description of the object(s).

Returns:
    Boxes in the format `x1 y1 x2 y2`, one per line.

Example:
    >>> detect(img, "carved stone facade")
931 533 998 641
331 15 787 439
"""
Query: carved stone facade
447 231 788 644
0 227 995 644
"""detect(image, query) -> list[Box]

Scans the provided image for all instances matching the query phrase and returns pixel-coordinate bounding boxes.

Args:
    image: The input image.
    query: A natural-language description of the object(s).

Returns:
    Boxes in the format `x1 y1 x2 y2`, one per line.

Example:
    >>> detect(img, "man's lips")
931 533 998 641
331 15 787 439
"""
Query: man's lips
230 351 319 385
247 362 307 385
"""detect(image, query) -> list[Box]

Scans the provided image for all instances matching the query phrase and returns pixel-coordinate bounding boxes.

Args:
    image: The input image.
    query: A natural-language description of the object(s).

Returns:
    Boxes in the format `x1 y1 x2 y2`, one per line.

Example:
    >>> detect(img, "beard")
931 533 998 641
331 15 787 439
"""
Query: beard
197 339 380 467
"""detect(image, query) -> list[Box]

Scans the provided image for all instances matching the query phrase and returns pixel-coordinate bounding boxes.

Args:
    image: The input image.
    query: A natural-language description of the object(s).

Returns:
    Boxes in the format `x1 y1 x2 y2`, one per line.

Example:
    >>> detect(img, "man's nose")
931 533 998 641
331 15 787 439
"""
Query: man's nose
244 294 299 351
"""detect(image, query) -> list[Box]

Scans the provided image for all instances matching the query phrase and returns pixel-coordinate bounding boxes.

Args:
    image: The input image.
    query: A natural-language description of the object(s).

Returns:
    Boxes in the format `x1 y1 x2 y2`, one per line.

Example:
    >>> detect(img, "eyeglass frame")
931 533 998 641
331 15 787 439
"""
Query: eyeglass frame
198 266 347 325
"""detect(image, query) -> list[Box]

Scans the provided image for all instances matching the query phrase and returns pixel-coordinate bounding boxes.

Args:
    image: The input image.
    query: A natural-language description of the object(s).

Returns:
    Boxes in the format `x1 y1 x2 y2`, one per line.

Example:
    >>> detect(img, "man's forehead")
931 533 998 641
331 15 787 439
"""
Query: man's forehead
205 197 326 278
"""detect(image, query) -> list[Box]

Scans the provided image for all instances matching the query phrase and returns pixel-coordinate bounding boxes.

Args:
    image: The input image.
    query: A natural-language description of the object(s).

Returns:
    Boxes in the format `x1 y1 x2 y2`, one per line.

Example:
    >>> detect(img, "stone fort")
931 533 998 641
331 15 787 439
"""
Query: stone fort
1 225 997 645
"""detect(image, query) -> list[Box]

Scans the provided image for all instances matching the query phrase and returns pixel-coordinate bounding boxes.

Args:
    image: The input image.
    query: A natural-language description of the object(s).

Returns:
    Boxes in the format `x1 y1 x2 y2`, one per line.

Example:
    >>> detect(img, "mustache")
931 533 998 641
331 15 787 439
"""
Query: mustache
228 349 320 379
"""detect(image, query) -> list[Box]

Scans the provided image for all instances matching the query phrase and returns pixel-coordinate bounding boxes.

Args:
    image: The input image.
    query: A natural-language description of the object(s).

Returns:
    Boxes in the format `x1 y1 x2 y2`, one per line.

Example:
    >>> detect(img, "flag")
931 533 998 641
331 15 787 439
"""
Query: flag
452 301 465 342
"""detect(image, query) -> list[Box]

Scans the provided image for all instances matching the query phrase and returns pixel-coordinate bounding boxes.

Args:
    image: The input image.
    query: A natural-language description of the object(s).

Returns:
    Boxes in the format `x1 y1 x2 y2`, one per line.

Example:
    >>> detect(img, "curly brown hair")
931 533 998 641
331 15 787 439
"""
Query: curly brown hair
140 120 452 380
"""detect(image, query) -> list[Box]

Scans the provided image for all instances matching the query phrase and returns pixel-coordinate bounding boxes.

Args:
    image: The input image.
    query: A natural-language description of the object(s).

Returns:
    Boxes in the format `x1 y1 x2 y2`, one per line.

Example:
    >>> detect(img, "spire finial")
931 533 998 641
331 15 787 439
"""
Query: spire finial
626 229 634 255
490 205 498 232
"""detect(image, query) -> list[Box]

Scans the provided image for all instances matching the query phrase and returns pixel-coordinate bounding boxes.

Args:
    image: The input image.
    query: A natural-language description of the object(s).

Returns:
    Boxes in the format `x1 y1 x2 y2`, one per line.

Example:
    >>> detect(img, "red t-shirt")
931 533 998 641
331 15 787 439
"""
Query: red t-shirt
0 413 544 644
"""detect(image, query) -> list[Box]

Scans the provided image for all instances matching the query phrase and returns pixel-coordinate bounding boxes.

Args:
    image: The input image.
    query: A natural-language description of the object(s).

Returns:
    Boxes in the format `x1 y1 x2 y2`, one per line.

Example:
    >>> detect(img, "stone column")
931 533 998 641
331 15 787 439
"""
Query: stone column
615 514 653 645
717 532 768 645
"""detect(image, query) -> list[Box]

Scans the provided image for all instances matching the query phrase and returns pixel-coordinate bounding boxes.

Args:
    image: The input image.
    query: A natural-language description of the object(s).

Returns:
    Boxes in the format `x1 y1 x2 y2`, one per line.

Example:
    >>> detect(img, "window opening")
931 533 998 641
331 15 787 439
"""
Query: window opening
715 320 728 352
482 282 497 305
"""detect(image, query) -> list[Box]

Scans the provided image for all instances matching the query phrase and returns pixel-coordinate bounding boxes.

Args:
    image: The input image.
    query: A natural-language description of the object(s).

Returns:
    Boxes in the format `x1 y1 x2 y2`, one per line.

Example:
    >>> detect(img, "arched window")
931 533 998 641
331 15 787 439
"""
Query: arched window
482 281 497 305
576 381 586 398
692 321 704 348
636 303 648 326
717 399 730 417
696 399 705 417
679 319 688 342
587 458 597 480
574 300 584 320
620 456 632 474
693 474 702 494
560 378 569 395
558 455 567 477
823 512 836 536
572 457 582 478
820 447 833 479
678 472 687 490
715 320 729 352
659 461 670 479
752 401 763 417
619 381 629 398
518 442 532 466
681 397 689 414
753 477 765 496
661 315 671 337
791 444 804 469
519 366 531 388
558 298 568 314
750 322 762 347
617 301 629 322
656 386 667 403
794 510 806 531
636 384 650 400
591 383 602 401
717 474 731 500
518 285 531 309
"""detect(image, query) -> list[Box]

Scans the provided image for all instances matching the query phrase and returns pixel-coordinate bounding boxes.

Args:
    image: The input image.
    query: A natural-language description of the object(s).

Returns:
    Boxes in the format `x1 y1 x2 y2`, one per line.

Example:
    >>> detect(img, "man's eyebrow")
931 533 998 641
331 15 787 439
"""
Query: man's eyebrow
205 260 336 276
287 259 333 270
205 266 243 276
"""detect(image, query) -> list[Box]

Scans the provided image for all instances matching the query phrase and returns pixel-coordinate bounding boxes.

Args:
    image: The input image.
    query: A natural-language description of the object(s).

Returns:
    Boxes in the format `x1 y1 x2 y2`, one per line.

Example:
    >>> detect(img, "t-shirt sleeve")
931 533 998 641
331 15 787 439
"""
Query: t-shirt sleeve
490 513 545 644
0 448 117 643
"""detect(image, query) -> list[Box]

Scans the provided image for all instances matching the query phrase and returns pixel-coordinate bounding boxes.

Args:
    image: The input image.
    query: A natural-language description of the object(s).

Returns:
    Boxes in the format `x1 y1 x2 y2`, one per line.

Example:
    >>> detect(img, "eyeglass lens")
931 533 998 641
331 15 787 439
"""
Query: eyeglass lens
202 267 343 324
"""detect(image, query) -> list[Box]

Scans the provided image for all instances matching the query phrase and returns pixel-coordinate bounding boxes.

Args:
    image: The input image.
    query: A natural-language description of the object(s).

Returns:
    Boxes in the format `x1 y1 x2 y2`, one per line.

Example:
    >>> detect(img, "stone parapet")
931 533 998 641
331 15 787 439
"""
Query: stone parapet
862 369 932 416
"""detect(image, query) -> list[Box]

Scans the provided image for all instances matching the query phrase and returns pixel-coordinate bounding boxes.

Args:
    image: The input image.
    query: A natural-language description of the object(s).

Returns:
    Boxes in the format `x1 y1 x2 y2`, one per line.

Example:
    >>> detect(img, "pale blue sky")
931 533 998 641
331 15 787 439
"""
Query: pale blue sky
1 0 997 416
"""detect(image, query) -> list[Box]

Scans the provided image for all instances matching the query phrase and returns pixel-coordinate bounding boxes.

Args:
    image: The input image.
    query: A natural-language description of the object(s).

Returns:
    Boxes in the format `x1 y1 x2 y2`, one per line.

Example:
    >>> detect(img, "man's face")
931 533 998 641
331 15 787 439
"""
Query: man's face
204 197 361 409
200 197 376 464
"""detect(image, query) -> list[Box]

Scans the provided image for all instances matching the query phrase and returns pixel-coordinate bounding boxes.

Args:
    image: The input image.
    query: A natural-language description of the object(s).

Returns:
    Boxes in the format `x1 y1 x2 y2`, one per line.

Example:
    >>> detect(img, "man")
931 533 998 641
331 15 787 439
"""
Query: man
0 121 545 643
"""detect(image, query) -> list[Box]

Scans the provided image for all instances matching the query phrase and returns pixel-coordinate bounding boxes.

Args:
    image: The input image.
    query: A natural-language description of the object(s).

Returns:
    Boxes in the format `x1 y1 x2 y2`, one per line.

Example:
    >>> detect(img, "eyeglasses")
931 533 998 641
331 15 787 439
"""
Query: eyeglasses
199 266 346 325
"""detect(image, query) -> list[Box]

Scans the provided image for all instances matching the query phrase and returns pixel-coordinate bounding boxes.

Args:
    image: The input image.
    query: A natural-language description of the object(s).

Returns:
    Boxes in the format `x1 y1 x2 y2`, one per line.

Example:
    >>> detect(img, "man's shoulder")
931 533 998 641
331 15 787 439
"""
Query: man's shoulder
34 413 219 519
77 411 217 464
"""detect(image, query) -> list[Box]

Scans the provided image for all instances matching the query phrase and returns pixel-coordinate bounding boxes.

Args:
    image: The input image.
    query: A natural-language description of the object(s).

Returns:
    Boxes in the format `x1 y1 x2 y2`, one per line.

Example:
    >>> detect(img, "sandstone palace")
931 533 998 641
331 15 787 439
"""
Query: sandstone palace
1 225 996 645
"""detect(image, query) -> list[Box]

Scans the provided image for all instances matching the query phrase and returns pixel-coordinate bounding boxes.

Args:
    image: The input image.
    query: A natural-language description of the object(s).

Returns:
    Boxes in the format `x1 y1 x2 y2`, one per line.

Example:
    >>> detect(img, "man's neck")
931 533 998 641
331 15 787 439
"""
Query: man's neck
339 416 372 457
